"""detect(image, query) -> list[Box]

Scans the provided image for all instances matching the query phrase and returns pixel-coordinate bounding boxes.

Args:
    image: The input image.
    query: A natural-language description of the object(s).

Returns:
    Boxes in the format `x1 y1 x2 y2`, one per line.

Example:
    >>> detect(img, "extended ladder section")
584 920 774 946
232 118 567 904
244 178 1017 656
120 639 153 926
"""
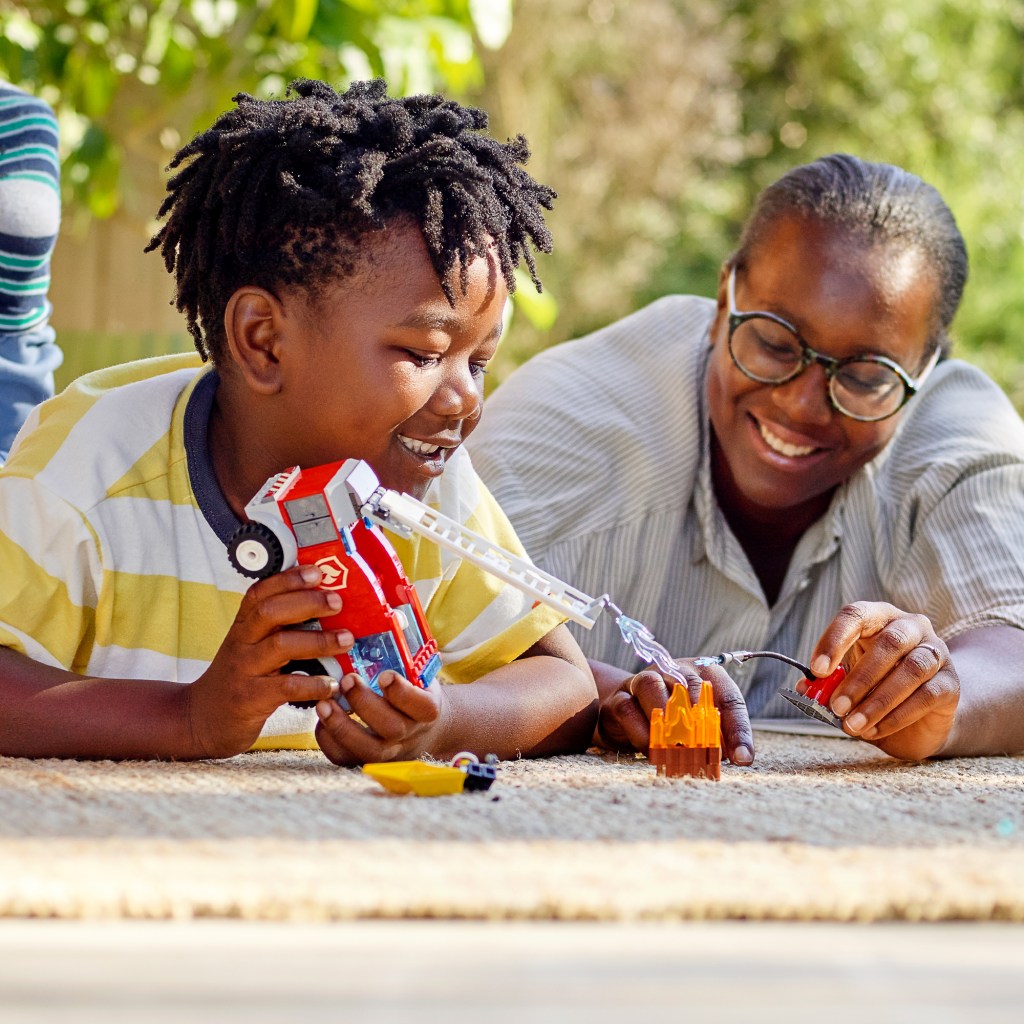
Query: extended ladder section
363 488 607 630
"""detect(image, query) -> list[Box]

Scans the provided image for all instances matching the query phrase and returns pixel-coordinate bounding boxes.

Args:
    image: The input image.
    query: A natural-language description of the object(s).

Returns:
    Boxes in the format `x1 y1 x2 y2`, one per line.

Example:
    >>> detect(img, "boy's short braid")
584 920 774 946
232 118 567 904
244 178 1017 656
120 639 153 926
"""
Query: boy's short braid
146 78 556 362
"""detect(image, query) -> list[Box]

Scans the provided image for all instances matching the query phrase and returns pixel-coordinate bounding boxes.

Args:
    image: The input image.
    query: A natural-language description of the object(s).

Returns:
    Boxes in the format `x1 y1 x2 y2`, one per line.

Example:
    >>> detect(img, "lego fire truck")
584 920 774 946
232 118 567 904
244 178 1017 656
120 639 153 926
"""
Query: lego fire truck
227 458 607 698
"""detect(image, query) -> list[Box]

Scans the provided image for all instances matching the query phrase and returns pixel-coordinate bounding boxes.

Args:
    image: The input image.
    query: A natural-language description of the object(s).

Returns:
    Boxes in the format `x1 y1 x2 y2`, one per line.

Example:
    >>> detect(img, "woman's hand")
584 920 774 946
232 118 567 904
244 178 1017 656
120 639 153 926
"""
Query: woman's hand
807 601 959 760
593 659 755 766
314 670 448 766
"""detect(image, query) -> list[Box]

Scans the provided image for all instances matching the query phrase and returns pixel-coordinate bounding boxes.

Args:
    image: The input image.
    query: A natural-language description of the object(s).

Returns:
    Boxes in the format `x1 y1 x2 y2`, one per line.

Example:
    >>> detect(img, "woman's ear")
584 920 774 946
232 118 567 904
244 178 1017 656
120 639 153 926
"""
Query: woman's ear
709 262 732 347
716 262 732 310
223 287 285 395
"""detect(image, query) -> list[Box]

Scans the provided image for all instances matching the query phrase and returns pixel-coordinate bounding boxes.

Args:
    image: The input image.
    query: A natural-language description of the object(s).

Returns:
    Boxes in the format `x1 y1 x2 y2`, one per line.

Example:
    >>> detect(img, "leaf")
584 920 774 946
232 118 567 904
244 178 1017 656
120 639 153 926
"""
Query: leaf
274 0 321 42
511 268 558 331
468 0 512 50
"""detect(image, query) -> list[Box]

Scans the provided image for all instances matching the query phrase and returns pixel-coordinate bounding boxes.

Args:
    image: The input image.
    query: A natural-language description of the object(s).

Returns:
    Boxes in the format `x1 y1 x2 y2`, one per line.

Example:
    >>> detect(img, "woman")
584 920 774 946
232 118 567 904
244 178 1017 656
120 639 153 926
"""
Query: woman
469 154 1024 762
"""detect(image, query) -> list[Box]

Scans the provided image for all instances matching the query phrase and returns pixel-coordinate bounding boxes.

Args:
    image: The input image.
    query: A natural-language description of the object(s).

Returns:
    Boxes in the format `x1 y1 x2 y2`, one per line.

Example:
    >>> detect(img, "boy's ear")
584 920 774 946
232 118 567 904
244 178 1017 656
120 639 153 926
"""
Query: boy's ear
223 287 286 395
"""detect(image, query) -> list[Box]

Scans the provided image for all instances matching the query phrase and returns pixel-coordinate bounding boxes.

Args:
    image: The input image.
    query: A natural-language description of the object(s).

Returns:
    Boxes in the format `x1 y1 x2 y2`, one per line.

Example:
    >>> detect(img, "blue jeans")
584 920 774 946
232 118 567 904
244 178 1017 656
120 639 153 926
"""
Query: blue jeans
0 327 63 461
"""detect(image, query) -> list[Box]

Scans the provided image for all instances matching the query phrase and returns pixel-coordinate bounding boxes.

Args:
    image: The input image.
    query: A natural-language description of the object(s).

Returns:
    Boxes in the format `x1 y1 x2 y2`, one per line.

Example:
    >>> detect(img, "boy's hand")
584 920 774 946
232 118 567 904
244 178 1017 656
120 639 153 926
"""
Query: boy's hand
595 659 755 766
187 565 355 758
314 670 446 766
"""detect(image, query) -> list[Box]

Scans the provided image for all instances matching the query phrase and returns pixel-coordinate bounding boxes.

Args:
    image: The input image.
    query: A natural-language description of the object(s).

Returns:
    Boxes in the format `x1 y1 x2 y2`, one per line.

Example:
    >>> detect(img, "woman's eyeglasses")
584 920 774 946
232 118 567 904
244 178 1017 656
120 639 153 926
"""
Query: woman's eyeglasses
726 267 939 423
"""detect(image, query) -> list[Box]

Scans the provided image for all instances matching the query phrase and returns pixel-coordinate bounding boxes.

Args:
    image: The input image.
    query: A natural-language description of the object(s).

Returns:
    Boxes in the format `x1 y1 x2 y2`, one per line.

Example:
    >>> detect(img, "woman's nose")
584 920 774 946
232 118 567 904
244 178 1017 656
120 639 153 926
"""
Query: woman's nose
770 362 834 424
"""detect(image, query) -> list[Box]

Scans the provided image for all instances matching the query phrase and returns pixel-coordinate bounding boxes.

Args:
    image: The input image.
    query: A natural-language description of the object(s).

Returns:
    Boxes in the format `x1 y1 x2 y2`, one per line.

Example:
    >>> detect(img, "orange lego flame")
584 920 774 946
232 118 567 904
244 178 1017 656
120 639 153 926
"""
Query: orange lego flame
647 681 722 781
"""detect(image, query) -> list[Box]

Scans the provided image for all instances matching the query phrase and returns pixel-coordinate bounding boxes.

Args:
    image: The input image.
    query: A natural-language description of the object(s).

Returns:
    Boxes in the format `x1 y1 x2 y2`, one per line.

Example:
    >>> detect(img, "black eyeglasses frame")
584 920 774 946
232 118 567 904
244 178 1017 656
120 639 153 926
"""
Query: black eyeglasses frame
725 266 939 423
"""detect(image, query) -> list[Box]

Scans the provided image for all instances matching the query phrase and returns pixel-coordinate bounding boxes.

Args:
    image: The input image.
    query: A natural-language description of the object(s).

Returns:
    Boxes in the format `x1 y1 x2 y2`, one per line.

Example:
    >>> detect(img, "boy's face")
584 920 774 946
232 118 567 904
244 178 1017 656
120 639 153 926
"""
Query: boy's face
272 223 507 501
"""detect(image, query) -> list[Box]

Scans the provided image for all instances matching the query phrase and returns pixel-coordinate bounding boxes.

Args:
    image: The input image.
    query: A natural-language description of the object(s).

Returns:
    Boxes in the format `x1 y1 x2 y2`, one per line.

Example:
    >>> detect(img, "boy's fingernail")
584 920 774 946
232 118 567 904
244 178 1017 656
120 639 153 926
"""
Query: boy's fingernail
316 700 333 720
327 678 340 696
811 655 830 677
335 630 353 647
846 712 867 733
325 592 342 611
832 696 851 716
300 565 321 583
377 672 395 689
732 744 753 765
340 675 356 693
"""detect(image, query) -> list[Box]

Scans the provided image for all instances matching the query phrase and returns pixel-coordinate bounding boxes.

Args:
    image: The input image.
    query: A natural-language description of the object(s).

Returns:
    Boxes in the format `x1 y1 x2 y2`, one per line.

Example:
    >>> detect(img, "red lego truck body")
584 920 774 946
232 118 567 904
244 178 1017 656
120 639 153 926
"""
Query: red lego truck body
227 461 441 698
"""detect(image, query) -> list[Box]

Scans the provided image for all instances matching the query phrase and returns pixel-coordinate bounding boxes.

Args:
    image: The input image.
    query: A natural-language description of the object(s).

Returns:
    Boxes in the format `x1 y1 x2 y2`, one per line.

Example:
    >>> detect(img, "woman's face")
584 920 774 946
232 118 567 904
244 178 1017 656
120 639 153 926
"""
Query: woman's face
706 214 938 526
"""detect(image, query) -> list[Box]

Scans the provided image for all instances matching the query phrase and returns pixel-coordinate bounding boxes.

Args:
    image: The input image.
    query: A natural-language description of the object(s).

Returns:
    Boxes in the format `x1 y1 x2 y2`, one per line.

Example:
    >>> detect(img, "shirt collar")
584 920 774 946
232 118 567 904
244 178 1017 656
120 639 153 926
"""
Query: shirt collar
183 367 243 545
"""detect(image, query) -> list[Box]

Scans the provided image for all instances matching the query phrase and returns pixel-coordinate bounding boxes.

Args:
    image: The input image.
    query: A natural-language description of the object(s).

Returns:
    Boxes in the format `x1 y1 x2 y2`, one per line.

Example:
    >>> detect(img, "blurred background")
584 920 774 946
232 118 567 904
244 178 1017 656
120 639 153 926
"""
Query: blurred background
3 0 1024 405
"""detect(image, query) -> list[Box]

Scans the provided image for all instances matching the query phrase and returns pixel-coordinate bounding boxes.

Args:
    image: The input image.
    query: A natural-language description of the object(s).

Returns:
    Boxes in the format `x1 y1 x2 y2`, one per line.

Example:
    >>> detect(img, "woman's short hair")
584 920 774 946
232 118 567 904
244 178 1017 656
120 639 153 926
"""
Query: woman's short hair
731 154 968 354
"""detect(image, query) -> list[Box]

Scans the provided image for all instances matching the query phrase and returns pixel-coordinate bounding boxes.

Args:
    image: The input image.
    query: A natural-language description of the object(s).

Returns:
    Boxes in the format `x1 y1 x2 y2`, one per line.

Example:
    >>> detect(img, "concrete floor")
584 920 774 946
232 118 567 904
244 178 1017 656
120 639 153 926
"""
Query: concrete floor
1 919 1022 1022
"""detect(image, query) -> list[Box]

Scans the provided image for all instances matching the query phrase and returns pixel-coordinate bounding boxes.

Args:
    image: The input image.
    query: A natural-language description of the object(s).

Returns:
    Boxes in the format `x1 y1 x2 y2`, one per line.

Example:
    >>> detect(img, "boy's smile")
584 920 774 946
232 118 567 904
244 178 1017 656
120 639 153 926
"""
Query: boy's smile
213 221 507 510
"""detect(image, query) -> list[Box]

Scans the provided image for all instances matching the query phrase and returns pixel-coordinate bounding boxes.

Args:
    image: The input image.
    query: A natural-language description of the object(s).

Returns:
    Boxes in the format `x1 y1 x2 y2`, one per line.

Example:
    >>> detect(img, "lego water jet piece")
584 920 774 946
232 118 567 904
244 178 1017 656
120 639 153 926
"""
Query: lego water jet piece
693 649 847 732
777 666 847 729
648 680 722 781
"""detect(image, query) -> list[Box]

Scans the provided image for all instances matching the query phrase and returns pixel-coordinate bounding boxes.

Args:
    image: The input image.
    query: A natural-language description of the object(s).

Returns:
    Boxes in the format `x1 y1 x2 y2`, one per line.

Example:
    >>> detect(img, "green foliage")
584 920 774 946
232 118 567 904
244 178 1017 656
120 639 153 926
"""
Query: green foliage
0 0 506 217
474 0 737 380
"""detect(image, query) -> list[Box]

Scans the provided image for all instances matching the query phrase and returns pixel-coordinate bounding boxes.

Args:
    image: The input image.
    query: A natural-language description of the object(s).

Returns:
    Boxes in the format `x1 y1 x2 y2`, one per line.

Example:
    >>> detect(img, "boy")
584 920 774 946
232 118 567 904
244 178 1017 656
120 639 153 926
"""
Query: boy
0 79 596 763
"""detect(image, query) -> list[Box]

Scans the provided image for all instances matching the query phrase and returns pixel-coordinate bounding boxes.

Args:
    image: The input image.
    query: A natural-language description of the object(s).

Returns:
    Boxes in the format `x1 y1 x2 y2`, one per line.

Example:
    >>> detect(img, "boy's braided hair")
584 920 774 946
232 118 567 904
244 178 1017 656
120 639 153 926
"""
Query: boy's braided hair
146 78 556 363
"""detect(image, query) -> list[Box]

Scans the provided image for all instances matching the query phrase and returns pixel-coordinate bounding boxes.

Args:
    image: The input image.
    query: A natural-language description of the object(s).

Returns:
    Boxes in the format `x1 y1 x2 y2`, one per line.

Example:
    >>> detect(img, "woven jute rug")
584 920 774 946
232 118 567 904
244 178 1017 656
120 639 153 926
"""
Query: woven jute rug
1 731 1021 922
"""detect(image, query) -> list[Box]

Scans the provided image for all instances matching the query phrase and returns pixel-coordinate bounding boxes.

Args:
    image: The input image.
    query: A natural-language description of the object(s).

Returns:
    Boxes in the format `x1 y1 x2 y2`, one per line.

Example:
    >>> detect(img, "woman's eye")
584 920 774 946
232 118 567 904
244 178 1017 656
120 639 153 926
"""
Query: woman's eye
469 363 489 380
755 332 799 361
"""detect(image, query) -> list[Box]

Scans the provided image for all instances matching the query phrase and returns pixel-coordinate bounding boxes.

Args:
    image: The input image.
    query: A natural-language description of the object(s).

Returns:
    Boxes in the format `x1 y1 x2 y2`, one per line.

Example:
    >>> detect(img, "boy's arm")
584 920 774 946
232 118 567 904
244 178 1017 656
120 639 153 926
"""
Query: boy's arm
0 646 200 759
314 622 599 765
0 566 350 760
438 623 598 759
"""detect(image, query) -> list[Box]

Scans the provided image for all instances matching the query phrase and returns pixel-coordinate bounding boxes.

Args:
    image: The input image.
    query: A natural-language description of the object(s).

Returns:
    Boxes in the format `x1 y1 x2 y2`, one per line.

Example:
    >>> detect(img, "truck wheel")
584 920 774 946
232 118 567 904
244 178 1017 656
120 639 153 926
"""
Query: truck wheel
282 659 333 708
228 523 284 579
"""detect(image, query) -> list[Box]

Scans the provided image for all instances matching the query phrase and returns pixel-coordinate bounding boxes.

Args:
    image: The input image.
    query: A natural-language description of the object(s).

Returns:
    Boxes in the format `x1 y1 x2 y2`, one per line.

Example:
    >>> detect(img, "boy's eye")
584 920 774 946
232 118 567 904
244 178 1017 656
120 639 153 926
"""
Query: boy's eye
407 352 442 368
406 351 489 379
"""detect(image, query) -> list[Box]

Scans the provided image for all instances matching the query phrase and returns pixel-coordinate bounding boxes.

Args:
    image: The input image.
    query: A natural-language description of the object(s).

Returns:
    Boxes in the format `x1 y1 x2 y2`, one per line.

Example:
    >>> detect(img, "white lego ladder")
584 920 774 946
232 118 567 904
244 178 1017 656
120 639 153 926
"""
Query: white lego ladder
363 488 607 630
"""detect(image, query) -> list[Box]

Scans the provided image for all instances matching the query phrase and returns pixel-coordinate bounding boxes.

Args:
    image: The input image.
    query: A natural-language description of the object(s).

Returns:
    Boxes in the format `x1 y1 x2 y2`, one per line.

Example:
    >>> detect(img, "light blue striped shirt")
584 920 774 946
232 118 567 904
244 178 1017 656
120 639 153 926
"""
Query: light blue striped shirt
469 295 1024 717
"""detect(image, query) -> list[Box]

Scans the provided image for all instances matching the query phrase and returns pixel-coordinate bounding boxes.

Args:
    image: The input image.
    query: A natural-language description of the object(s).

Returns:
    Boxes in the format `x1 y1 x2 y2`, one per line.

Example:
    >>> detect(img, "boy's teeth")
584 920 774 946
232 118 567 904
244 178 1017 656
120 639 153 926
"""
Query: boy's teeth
399 435 441 455
758 422 815 458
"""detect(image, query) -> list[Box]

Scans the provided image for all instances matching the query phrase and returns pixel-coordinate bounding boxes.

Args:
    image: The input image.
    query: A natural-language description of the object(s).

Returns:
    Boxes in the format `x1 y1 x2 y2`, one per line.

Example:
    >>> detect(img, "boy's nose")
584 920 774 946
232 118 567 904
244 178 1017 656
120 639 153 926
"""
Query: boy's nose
431 367 483 423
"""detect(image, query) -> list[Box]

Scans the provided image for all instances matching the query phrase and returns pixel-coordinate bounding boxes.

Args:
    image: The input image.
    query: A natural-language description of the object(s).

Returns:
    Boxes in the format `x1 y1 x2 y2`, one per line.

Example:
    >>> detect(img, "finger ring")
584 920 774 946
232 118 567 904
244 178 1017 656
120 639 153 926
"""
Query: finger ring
919 643 941 661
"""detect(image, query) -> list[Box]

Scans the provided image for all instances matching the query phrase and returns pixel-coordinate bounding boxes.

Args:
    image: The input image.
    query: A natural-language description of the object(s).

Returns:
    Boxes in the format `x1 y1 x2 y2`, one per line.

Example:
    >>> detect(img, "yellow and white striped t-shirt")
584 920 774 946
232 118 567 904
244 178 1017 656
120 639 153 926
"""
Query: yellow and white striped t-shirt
0 354 563 747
